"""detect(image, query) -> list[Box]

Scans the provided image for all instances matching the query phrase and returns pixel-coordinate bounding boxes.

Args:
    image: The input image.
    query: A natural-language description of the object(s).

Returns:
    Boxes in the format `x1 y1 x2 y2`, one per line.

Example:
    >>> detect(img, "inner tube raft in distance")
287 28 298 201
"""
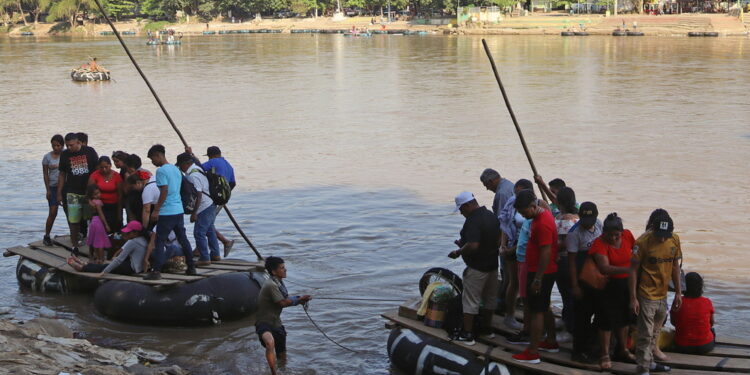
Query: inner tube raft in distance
627 31 644 36
387 327 508 375
561 31 576 36
94 271 264 325
71 70 111 82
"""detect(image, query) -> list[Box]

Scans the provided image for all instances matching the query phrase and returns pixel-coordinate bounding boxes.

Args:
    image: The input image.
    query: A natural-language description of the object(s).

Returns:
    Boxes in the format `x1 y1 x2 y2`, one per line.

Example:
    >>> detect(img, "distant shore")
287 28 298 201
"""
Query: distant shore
3 13 748 37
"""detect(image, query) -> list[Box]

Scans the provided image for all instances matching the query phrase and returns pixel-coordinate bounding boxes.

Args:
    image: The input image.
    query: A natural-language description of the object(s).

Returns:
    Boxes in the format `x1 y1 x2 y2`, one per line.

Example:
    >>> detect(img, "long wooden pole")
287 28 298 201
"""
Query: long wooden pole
481 38 548 202
91 0 263 259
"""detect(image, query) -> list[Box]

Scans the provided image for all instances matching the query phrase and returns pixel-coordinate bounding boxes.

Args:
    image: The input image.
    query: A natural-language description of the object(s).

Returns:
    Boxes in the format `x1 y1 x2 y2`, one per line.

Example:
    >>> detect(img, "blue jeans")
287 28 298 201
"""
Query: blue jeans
194 204 220 261
153 214 194 271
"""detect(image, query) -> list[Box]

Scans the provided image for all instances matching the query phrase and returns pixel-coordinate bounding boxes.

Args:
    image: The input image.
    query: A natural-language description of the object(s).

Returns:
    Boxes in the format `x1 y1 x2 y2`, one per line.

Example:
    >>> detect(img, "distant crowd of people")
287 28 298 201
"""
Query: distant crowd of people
42 132 237 280
449 168 715 375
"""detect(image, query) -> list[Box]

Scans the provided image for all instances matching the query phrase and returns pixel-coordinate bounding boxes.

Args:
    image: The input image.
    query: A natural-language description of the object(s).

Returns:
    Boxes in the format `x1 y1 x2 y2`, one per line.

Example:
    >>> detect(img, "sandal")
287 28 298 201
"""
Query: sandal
652 363 671 373
600 355 612 370
653 350 670 362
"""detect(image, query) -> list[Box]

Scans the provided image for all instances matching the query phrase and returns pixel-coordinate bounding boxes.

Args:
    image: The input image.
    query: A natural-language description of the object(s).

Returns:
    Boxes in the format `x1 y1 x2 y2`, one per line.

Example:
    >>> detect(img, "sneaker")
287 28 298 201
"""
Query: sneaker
538 341 560 353
195 260 211 266
72 247 81 257
456 331 475 346
143 271 162 280
512 349 541 364
185 267 198 276
43 235 53 246
506 332 530 345
650 363 671 373
504 315 523 330
481 331 496 339
223 239 235 258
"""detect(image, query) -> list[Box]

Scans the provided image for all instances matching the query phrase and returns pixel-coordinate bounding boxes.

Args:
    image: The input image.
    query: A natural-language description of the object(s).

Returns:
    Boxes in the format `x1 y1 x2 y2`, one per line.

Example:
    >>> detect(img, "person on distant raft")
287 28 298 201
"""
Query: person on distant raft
43 134 64 246
448 191 500 345
256 256 312 375
629 208 681 375
57 132 98 255
671 272 715 355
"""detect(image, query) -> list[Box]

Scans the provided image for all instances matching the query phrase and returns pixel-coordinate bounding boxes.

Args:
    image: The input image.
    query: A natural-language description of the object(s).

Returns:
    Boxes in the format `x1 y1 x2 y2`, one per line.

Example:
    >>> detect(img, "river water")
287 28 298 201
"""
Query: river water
0 34 749 374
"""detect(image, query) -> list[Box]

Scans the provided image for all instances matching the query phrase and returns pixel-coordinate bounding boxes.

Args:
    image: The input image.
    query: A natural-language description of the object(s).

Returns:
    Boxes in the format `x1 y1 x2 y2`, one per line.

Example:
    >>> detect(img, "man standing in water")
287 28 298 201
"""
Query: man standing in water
512 189 559 364
630 209 681 375
448 191 500 345
256 256 312 375
57 132 98 254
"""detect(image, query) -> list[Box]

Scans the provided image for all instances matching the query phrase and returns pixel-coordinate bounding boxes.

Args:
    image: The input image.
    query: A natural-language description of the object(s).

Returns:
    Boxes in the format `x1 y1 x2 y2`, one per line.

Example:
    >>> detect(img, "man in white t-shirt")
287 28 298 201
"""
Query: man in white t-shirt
141 175 160 230
177 153 221 266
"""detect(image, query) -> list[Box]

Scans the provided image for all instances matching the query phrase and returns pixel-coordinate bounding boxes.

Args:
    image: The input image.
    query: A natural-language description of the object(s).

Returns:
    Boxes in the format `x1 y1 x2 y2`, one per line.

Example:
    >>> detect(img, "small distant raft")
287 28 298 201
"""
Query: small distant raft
70 69 111 82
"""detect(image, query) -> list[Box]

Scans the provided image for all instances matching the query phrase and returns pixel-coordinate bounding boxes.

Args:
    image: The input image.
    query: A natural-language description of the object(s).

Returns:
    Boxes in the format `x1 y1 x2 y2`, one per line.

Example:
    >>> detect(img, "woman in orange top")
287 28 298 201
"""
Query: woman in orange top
88 156 123 233
589 213 636 369
671 272 715 354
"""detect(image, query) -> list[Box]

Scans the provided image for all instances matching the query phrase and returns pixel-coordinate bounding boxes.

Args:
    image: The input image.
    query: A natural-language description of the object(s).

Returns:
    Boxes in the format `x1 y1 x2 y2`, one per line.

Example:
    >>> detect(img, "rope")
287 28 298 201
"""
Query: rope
301 302 361 354
314 297 405 302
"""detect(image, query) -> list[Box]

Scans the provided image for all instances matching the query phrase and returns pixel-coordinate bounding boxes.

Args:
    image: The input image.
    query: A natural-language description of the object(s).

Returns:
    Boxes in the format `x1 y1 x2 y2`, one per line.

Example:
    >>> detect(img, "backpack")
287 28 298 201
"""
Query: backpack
442 294 464 339
180 175 199 214
200 167 231 206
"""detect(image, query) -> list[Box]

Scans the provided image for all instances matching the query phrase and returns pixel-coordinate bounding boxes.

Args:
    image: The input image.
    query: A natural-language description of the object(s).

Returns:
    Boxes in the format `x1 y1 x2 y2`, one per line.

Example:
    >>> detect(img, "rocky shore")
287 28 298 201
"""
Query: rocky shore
0 315 187 375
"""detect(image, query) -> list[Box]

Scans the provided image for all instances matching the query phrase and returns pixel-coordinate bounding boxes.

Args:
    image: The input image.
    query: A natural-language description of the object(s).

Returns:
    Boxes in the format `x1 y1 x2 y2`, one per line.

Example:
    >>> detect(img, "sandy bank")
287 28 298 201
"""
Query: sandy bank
0 315 187 375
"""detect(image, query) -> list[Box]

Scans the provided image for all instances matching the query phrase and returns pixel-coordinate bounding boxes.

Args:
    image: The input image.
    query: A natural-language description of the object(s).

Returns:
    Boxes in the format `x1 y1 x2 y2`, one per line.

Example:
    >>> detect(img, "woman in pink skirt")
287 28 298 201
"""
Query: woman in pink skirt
86 185 112 263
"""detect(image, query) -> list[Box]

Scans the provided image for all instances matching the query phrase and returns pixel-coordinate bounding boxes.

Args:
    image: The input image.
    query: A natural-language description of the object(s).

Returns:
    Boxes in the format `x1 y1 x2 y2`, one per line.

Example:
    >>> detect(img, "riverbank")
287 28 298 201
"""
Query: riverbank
3 13 748 37
0 315 187 375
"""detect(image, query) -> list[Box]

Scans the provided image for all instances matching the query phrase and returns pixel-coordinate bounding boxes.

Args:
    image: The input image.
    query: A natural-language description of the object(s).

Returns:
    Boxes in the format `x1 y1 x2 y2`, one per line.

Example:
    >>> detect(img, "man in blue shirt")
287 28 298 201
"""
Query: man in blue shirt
201 146 236 256
143 144 196 280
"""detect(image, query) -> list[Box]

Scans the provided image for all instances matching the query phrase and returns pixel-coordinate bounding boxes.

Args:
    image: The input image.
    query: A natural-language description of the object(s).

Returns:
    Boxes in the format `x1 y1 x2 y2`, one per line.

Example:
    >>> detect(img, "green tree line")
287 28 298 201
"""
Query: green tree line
2 0 522 26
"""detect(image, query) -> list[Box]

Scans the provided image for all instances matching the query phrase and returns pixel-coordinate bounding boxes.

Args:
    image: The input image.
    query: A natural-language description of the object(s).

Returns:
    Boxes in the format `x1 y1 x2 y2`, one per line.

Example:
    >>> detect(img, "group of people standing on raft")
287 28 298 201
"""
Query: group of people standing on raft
449 168 715 375
42 132 310 375
42 132 237 278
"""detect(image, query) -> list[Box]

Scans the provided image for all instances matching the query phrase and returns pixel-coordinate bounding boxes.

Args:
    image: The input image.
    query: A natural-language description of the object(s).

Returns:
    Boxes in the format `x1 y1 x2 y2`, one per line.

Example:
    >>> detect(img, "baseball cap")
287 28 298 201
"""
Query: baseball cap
453 191 475 212
653 213 674 238
121 221 143 233
176 152 193 165
578 201 598 228
205 146 221 156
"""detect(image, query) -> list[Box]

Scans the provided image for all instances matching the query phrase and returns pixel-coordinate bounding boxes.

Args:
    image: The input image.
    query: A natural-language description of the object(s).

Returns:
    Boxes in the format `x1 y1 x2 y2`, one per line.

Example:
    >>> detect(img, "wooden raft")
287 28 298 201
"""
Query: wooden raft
4 235 264 287
384 302 750 375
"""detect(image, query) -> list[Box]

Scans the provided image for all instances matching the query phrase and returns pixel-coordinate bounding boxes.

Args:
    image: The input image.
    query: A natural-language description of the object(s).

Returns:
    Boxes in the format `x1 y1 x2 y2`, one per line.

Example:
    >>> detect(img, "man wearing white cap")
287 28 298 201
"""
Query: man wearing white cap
448 191 500 345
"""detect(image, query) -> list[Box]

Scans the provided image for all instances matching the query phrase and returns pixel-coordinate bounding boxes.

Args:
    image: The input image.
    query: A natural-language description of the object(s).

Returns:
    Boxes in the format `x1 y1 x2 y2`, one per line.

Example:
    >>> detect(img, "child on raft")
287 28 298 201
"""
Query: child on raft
671 272 715 354
86 184 111 263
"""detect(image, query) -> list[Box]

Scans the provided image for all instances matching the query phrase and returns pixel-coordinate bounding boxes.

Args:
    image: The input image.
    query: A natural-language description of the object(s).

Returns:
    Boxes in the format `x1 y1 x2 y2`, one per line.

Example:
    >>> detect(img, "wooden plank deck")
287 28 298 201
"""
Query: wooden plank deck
382 310 601 375
7 246 179 286
396 303 749 374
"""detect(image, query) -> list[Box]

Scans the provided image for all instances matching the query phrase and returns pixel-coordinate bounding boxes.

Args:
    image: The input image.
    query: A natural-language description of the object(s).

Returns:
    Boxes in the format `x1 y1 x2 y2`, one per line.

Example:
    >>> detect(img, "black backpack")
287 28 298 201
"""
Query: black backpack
200 167 231 206
180 175 199 214
443 294 464 339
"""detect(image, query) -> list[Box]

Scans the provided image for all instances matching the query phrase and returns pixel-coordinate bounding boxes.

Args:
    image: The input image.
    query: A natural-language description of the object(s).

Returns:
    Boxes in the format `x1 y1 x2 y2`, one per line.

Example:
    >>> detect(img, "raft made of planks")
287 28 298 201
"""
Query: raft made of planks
4 235 264 287
384 302 750 375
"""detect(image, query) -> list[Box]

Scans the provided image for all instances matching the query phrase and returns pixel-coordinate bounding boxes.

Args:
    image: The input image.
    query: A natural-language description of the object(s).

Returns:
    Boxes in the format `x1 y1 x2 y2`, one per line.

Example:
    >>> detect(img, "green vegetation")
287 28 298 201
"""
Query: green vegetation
0 0 477 27
143 19 168 30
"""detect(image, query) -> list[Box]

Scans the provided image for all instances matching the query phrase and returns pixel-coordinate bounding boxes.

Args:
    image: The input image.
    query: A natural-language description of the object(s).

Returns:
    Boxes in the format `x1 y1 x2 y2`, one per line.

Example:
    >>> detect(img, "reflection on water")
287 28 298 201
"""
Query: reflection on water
0 34 749 373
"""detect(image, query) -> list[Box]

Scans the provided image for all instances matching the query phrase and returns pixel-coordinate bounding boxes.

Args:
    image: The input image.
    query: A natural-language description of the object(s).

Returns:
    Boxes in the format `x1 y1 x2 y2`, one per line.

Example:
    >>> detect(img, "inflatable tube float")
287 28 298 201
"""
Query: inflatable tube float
688 32 704 37
71 70 111 82
121 31 136 35
627 31 644 36
203 31 216 35
612 30 627 36
21 32 34 36
574 31 589 36
16 257 98 293
164 40 182 45
146 40 161 45
100 31 115 36
94 271 263 325
561 31 575 36
703 31 719 37
387 327 508 375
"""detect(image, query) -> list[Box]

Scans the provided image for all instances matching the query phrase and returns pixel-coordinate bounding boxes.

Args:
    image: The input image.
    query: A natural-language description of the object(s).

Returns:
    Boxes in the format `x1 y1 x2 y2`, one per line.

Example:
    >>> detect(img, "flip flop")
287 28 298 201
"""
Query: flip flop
652 363 671 373
600 355 612 370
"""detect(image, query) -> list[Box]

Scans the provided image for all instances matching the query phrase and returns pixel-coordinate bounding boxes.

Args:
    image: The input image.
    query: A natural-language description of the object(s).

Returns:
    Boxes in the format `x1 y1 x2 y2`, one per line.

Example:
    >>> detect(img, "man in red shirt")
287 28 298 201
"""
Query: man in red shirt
512 189 559 364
